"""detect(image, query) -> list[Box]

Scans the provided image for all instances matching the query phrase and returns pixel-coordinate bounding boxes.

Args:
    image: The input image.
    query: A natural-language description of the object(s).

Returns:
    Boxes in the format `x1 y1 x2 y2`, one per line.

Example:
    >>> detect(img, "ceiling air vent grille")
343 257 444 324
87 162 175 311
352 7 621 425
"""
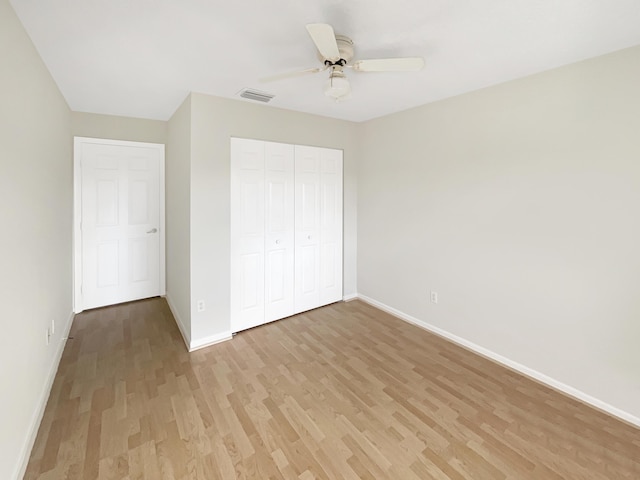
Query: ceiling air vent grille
238 88 275 103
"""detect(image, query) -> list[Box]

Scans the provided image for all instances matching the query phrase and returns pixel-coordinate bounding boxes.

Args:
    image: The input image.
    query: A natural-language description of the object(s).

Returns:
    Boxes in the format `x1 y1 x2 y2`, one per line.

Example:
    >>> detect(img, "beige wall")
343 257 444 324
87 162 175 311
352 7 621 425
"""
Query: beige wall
165 95 192 343
71 111 167 144
189 94 359 344
358 45 640 419
0 1 72 479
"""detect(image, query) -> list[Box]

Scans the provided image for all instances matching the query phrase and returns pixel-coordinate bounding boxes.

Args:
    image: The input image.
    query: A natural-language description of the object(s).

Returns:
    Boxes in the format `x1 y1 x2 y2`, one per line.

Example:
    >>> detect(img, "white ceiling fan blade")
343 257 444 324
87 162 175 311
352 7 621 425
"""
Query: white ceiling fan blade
352 57 425 72
259 66 327 83
306 23 340 61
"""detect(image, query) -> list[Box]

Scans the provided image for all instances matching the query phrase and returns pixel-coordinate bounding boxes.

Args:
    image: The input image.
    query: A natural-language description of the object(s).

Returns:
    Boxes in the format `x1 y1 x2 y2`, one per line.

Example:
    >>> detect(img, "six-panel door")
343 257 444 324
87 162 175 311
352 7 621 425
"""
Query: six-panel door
81 142 161 309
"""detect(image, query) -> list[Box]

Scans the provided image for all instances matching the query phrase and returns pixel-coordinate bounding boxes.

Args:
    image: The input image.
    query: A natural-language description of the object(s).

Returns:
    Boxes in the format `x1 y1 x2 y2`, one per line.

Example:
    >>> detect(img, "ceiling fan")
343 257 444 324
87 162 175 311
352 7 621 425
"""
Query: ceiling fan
261 23 425 101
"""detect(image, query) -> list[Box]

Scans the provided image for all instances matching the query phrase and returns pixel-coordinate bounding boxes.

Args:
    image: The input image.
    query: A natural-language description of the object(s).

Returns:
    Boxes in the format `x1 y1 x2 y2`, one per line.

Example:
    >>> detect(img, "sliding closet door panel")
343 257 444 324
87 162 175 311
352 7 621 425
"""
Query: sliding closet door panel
319 148 343 305
294 146 321 313
264 142 295 322
231 138 265 332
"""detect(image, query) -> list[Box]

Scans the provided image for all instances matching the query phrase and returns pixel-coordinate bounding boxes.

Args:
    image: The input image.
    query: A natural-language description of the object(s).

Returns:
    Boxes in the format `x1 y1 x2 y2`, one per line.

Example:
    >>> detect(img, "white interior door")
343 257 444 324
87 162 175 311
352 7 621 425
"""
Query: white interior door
264 142 295 322
77 139 164 311
294 145 321 313
230 138 266 331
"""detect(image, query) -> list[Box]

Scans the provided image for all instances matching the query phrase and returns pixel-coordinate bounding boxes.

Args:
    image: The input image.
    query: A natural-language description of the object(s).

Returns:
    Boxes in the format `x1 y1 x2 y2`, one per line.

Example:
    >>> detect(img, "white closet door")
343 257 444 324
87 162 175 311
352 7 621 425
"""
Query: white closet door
264 142 295 322
232 138 343 331
294 146 343 313
230 138 265 332
319 148 343 305
294 145 321 313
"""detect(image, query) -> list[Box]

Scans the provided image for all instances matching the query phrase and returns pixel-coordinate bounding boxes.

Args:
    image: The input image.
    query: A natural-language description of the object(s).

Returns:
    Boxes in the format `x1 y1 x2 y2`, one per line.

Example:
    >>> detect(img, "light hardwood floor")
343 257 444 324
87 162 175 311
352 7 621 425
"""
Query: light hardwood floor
25 298 640 479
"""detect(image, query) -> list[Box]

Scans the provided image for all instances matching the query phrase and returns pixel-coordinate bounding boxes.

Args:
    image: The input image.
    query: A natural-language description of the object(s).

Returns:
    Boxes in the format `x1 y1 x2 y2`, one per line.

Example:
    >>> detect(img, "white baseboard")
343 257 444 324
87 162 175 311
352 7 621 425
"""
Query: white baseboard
342 293 359 302
14 310 75 480
165 294 191 351
164 295 231 352
189 331 233 352
356 294 640 429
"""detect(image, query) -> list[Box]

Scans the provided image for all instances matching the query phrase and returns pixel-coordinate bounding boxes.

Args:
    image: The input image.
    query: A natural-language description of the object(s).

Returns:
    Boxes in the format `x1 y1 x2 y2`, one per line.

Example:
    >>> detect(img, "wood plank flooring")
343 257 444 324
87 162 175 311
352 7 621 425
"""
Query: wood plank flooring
24 298 640 479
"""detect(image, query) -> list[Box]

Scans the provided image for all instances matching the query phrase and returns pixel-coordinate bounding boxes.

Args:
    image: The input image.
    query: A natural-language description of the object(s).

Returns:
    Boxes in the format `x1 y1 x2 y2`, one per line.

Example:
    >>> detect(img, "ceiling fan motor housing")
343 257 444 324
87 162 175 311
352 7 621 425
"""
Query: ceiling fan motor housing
320 34 354 64
335 35 354 62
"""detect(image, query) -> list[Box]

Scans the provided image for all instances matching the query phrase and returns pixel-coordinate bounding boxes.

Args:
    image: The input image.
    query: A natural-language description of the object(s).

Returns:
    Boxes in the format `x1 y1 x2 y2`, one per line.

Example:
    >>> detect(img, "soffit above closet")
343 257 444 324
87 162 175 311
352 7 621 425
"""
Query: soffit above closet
10 0 640 122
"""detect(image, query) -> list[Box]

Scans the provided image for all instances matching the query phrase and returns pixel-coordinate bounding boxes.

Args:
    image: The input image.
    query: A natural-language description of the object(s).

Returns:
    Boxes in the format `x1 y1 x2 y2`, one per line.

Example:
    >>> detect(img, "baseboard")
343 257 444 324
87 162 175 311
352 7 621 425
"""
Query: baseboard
356 294 640 429
14 310 75 480
165 294 191 351
189 331 233 352
342 293 359 302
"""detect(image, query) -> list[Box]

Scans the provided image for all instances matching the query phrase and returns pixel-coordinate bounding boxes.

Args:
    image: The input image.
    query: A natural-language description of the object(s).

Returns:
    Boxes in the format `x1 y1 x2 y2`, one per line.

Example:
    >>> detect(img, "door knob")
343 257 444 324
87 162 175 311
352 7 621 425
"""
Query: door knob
275 239 281 244
147 228 158 234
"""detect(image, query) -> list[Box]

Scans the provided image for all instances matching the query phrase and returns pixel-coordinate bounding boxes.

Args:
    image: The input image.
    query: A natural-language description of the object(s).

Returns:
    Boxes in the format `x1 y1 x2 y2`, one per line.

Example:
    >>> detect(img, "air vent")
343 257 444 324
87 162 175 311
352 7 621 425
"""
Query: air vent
238 88 275 103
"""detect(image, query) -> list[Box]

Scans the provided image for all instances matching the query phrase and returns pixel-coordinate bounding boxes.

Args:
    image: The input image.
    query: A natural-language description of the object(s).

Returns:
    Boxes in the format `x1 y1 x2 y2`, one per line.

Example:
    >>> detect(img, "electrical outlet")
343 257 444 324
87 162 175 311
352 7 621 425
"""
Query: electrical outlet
430 291 438 304
197 300 205 313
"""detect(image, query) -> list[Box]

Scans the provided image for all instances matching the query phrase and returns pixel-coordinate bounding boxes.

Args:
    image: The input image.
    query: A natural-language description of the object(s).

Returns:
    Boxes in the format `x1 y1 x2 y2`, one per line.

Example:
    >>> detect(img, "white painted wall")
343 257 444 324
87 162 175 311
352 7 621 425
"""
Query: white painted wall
0 1 73 478
166 95 192 345
189 94 359 344
358 45 640 420
71 111 167 144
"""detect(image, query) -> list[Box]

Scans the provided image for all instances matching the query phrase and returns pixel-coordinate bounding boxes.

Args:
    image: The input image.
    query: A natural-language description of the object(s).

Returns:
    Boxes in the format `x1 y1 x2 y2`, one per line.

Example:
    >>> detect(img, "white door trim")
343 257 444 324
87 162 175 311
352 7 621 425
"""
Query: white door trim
73 137 166 313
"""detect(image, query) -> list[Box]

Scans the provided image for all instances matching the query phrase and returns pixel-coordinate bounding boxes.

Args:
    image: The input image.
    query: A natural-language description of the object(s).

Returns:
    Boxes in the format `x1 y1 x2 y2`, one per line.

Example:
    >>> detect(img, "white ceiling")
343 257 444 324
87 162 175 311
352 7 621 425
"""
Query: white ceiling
10 0 640 122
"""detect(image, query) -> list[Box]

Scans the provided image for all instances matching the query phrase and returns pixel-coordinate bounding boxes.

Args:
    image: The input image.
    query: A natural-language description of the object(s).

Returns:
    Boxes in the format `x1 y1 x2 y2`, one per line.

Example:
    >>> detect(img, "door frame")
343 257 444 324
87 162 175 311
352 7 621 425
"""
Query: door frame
73 137 166 313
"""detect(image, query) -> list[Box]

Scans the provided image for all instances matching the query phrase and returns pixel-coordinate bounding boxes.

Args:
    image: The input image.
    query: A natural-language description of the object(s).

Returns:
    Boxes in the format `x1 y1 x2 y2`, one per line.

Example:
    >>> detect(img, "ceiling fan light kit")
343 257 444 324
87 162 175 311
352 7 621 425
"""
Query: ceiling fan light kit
324 66 351 100
261 23 425 102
